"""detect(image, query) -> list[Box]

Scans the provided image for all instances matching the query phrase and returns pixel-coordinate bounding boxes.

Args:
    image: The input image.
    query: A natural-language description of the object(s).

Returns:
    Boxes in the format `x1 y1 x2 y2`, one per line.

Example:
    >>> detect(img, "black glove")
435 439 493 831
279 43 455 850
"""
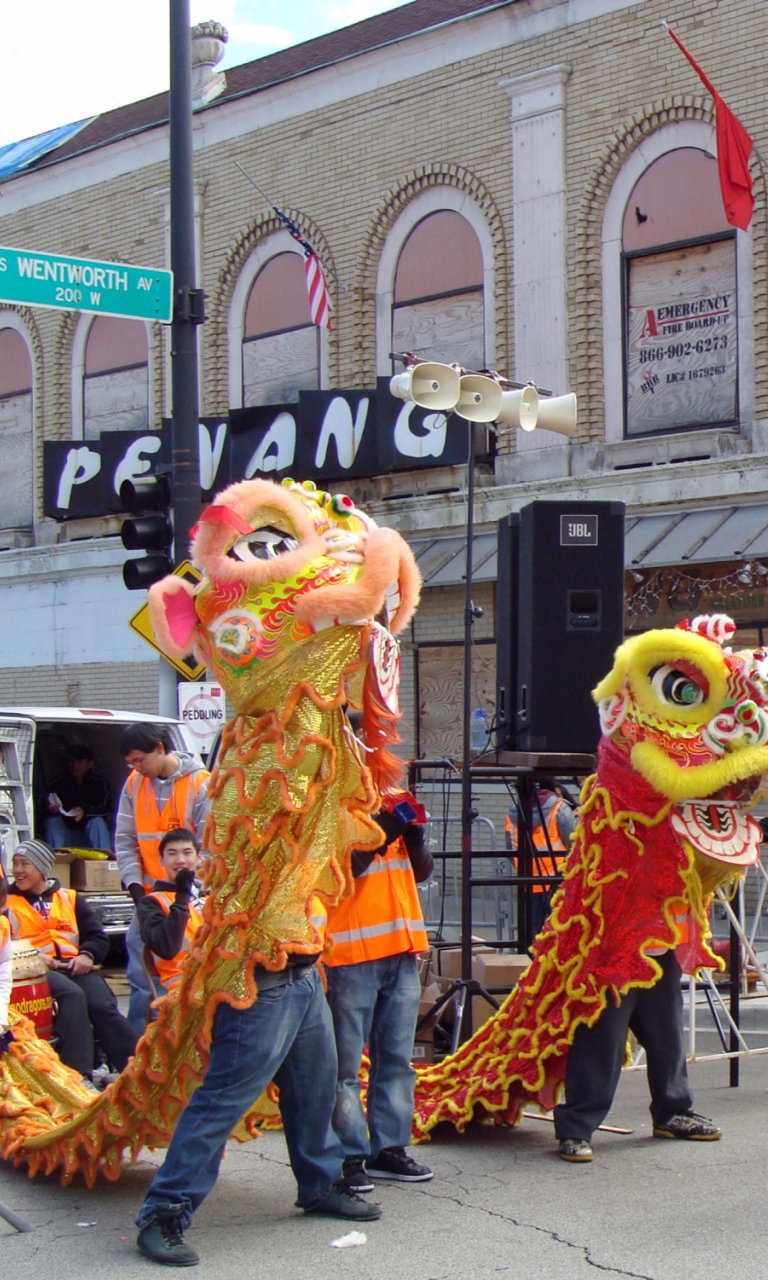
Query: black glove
128 883 146 908
374 807 410 847
0 1029 14 1054
174 868 195 896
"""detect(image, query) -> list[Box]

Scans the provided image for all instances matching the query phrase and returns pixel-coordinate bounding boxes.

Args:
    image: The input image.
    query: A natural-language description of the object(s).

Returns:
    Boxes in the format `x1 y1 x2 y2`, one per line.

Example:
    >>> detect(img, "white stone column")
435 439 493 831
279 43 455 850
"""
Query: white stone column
499 65 571 450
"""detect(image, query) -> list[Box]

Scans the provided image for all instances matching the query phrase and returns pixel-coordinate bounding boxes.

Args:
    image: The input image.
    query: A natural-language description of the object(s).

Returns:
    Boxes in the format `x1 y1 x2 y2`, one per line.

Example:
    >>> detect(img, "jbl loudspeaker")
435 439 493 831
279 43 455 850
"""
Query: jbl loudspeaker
496 500 625 753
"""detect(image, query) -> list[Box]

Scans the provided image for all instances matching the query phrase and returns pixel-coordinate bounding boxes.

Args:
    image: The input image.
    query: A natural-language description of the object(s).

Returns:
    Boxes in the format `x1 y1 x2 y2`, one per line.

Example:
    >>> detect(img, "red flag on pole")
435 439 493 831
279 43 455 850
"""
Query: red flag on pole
665 24 754 231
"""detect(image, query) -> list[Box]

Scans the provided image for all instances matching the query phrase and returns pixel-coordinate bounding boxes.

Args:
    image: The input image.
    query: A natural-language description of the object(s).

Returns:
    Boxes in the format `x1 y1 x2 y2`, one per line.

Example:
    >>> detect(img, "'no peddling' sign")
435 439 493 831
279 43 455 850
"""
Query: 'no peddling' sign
177 683 225 756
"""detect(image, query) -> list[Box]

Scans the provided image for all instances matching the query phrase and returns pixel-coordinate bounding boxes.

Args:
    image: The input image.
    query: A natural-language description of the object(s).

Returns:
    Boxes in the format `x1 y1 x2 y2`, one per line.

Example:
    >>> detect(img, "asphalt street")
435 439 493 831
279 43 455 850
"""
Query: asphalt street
2 1041 767 1280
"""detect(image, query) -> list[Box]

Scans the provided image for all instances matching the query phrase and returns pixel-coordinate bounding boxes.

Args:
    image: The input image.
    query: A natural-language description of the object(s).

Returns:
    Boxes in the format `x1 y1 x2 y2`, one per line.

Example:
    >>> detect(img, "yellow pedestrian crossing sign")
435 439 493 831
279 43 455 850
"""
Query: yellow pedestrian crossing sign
128 560 206 681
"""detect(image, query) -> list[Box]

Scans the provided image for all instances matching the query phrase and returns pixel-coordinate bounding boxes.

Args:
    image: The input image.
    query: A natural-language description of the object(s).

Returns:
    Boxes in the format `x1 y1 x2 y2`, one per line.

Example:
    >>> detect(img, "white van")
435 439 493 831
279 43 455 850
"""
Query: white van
0 707 201 938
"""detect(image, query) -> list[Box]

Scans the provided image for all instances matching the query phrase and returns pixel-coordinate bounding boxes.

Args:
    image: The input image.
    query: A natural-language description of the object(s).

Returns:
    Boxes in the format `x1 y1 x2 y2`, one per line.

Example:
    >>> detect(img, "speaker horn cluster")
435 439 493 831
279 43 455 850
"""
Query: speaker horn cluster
389 359 577 434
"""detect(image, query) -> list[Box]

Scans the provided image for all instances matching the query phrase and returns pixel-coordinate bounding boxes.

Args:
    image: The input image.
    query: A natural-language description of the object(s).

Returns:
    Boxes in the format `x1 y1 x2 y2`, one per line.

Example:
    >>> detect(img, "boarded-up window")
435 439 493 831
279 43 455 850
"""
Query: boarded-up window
392 211 484 371
242 252 319 405
622 149 737 437
0 326 33 528
83 316 149 439
418 643 496 759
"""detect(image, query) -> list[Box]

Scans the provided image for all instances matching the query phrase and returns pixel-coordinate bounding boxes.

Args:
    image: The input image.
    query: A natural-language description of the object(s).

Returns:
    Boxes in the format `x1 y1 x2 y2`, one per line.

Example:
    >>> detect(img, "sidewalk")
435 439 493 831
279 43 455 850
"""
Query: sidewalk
2 1048 767 1280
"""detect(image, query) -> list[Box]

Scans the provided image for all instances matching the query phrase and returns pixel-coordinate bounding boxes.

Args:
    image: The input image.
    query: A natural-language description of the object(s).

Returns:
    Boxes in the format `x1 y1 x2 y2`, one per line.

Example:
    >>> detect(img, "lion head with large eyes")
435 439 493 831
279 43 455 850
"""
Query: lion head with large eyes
147 478 421 714
593 614 768 869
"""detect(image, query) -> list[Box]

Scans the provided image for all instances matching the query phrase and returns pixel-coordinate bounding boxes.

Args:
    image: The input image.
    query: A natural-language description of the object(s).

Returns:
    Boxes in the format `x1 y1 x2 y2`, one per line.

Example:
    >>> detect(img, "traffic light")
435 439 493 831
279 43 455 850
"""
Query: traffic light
119 473 174 590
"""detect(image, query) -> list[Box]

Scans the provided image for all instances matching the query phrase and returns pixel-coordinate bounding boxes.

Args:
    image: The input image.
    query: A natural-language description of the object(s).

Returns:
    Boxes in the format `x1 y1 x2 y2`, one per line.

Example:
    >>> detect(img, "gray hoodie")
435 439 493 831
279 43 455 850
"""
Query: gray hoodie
114 750 210 889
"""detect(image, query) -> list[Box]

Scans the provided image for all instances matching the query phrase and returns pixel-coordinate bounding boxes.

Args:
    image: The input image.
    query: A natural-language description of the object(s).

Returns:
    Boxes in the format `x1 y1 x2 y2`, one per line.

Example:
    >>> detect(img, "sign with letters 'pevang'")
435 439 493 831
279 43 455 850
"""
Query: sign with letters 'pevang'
43 387 475 521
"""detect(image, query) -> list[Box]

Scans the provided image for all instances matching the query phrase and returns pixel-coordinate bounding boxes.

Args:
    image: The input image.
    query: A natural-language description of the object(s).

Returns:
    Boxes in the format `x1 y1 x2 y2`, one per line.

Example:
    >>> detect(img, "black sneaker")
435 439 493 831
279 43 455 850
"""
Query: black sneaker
652 1113 722 1141
366 1146 433 1182
304 1181 382 1220
342 1155 374 1193
558 1138 593 1163
136 1205 199 1267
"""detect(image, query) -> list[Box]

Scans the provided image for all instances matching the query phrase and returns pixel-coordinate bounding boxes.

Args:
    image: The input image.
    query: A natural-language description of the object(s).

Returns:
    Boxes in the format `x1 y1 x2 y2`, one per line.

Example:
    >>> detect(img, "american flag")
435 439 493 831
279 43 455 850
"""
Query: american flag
272 205 333 329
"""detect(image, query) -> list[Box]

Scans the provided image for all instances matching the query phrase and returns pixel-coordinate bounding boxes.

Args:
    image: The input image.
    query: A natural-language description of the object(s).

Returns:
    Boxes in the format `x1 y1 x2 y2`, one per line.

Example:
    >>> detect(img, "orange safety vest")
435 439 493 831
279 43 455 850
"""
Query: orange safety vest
505 801 570 891
8 888 80 959
127 771 207 889
324 837 428 966
0 916 9 949
145 889 203 990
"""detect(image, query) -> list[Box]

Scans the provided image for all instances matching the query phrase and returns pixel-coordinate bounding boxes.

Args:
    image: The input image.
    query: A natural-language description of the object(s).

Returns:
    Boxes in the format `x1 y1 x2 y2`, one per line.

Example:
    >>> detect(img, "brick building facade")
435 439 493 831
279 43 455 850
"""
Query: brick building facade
1 0 767 762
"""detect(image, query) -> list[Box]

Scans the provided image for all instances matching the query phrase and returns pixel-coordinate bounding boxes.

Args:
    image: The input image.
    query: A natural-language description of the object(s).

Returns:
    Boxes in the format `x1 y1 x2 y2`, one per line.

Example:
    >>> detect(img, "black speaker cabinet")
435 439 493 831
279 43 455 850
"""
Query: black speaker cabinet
497 500 625 754
495 512 520 750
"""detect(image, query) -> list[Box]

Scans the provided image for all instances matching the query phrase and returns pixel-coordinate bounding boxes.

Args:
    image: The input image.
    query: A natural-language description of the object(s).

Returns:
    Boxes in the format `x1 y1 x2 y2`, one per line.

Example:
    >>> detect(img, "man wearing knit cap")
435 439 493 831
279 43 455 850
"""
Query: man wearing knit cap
8 839 137 1079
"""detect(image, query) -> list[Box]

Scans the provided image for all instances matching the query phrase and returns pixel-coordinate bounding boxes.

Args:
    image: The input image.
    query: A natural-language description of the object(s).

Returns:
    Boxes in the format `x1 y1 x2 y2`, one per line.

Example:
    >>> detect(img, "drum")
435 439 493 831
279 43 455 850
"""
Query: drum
9 940 54 1040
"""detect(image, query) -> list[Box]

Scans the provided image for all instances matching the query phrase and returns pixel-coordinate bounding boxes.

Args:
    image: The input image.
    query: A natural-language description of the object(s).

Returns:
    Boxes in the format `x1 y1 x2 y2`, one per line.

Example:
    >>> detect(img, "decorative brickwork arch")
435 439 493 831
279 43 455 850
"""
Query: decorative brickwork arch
357 164 508 389
209 211 336 412
570 96 765 441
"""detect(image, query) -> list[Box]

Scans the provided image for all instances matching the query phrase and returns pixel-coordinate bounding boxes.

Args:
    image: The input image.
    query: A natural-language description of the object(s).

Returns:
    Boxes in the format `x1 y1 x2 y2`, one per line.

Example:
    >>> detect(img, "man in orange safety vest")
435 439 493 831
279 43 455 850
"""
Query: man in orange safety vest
324 790 434 1193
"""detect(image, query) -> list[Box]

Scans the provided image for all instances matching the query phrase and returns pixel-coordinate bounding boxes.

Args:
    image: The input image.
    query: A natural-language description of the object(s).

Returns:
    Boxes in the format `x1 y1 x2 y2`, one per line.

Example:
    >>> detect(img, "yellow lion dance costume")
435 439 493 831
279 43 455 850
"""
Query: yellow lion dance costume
0 478 420 1184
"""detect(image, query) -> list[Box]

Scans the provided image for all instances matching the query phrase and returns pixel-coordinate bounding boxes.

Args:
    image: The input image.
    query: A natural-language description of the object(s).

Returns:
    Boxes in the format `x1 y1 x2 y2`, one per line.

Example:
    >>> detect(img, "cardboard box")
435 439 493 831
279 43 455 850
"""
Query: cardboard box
472 952 531 988
69 856 124 893
436 942 494 981
52 850 75 888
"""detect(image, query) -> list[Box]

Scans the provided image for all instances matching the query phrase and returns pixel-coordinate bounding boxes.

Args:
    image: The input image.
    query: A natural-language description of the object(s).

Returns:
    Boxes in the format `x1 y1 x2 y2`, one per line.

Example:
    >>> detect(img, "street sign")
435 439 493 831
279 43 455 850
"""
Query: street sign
177 682 225 755
0 244 173 322
128 560 206 680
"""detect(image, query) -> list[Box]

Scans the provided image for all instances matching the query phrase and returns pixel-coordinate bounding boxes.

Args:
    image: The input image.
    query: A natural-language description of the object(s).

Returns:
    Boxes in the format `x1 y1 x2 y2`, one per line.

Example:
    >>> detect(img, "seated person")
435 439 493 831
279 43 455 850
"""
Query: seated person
0 873 11 1045
7 839 137 1079
137 828 204 996
43 745 112 851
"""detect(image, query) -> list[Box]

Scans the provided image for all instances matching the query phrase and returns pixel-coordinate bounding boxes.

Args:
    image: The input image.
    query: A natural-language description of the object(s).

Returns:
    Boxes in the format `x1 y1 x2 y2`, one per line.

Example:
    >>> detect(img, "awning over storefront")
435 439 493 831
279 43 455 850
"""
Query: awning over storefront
626 504 768 567
408 503 768 586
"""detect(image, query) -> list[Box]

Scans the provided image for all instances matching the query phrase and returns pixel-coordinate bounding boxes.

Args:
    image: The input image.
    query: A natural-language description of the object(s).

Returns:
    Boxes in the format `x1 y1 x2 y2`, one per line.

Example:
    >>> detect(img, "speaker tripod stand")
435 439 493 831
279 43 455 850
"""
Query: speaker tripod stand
415 977 500 1058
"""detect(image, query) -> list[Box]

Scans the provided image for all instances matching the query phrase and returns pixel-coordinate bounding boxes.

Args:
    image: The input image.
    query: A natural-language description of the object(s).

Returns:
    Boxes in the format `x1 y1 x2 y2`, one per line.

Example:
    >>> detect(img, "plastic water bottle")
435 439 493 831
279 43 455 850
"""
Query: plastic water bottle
471 707 490 752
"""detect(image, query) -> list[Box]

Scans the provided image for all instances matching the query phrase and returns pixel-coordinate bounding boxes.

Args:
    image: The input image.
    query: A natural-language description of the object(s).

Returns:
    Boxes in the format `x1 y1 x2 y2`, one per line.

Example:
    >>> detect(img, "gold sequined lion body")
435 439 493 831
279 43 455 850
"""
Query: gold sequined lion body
0 479 420 1184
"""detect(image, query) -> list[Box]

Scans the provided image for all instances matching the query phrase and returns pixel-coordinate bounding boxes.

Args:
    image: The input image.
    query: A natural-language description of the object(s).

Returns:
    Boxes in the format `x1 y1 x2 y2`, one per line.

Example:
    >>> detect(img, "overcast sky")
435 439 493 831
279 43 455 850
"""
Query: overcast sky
1 1 413 149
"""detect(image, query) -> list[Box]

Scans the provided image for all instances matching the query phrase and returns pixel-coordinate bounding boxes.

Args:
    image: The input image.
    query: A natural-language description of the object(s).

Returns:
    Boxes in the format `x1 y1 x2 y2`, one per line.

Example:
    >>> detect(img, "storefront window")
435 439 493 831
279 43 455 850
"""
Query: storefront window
82 316 149 439
0 325 33 528
622 149 737 437
242 251 319 405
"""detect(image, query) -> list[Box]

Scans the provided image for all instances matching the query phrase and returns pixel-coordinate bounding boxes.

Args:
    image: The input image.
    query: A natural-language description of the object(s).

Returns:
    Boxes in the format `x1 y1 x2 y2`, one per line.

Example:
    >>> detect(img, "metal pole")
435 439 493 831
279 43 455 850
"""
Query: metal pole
460 423 477 1008
169 0 204 565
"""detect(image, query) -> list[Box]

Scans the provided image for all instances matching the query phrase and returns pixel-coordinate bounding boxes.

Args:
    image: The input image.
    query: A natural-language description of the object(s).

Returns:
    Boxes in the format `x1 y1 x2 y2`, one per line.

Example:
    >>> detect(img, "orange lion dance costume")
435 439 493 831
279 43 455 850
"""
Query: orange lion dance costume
0 478 420 1184
411 614 768 1138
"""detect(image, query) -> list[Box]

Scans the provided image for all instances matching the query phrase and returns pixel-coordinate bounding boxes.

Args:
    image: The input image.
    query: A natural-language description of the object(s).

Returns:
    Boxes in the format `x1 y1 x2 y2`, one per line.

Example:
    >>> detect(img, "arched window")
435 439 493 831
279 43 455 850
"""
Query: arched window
622 147 738 437
391 211 485 369
241 250 319 405
0 324 33 528
82 316 149 439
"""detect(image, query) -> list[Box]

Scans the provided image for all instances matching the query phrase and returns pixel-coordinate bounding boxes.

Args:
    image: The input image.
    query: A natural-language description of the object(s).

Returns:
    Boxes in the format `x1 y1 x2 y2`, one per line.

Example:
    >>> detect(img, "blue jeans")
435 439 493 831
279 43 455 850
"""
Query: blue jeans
325 952 420 1158
136 965 344 1229
125 912 152 1036
44 814 111 851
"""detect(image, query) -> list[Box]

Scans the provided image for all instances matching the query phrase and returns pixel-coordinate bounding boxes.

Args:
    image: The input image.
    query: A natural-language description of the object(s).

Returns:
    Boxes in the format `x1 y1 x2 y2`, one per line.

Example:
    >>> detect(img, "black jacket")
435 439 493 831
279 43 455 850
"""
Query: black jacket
137 878 199 961
8 878 110 965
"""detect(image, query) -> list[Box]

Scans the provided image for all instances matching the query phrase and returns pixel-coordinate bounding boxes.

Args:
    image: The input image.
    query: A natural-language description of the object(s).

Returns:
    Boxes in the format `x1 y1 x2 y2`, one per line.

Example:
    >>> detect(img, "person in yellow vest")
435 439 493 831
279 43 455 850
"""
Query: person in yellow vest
505 776 576 939
114 724 210 1035
324 791 434 1192
7 839 137 1079
137 828 204 997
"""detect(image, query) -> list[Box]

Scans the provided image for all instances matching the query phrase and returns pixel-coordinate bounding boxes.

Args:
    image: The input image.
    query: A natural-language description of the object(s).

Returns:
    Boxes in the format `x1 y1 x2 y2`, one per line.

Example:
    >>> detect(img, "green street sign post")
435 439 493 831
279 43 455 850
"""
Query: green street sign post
0 244 173 322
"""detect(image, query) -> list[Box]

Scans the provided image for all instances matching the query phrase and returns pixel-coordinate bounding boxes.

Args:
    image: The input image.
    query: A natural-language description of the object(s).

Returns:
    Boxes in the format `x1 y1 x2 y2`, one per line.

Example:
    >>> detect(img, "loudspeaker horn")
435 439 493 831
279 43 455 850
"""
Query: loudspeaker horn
534 392 577 438
497 384 539 431
389 362 461 411
455 374 503 423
